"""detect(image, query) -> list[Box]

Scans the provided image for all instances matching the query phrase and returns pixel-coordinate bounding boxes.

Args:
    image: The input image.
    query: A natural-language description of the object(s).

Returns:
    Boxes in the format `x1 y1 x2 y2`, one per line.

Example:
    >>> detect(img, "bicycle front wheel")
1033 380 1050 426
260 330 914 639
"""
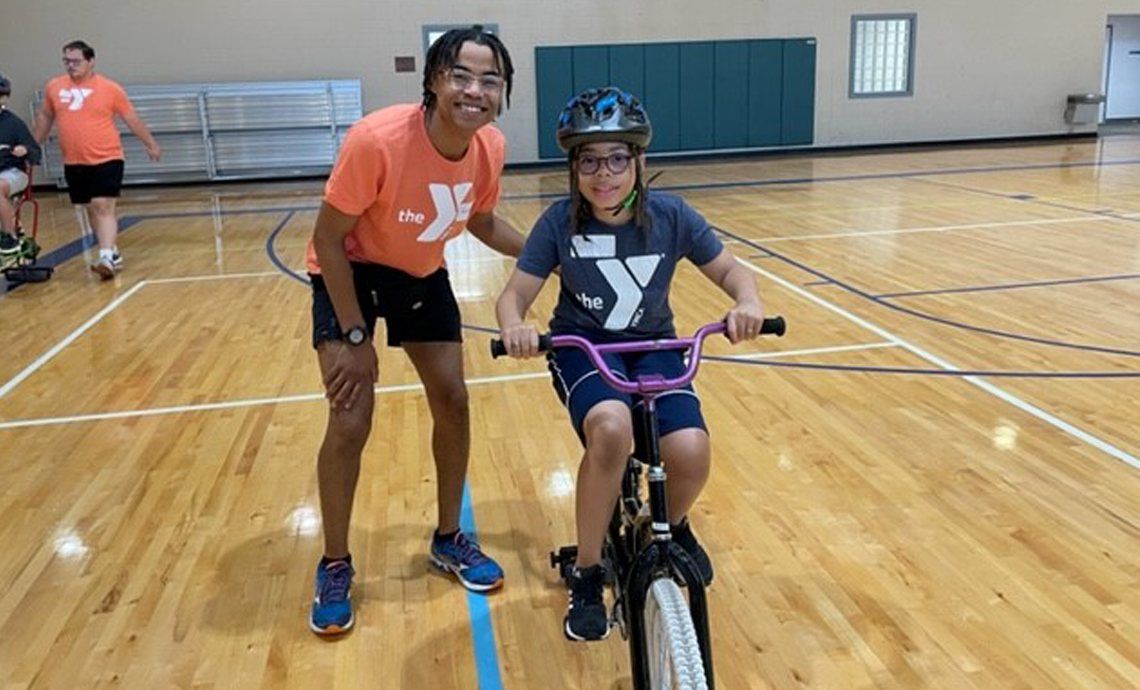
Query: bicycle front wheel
643 578 709 690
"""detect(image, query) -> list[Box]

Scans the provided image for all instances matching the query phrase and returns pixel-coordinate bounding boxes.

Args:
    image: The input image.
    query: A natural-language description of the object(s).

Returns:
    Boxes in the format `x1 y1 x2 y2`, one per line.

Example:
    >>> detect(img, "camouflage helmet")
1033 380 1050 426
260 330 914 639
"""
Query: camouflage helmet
556 87 651 152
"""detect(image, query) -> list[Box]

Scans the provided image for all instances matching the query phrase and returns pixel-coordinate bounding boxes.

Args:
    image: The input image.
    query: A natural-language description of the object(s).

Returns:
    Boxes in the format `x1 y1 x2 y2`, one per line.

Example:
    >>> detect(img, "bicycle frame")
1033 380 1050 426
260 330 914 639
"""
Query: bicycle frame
548 322 731 689
495 317 785 690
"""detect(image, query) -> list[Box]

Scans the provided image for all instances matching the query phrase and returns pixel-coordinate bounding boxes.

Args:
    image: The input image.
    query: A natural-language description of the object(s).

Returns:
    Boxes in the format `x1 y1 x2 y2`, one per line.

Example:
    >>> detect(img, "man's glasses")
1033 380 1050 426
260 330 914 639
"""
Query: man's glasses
62 58 87 67
576 151 633 175
447 68 504 94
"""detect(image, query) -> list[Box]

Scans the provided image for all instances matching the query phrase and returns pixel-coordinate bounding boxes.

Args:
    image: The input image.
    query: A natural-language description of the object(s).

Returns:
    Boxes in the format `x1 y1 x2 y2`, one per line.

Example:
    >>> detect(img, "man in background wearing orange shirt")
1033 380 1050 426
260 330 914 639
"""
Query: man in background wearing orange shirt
305 28 524 635
33 39 161 279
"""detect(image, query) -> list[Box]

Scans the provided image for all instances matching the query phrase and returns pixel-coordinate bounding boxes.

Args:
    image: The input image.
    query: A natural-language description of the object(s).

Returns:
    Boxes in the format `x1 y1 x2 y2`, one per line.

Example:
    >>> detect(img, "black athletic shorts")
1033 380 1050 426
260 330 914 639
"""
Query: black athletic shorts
63 159 125 204
310 262 462 348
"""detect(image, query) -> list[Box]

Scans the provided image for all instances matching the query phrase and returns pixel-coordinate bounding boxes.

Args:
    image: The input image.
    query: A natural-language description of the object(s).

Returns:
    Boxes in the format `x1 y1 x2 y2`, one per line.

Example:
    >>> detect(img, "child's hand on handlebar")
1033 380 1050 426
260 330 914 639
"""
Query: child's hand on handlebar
725 301 765 343
500 323 543 358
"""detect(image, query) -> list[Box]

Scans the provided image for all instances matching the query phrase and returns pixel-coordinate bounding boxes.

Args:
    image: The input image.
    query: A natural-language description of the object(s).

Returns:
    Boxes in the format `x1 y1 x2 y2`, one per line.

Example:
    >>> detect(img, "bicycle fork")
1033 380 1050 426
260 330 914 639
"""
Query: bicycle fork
624 396 716 689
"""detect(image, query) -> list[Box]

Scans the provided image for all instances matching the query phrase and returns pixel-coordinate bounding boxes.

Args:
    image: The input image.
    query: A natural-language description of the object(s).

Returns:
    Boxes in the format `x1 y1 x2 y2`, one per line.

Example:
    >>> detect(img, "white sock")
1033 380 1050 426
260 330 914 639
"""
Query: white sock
99 248 115 262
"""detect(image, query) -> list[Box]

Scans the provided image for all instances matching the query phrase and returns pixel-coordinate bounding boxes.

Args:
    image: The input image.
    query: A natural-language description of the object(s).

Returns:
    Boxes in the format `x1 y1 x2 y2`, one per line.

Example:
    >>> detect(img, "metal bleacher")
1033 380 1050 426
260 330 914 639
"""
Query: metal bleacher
34 79 362 186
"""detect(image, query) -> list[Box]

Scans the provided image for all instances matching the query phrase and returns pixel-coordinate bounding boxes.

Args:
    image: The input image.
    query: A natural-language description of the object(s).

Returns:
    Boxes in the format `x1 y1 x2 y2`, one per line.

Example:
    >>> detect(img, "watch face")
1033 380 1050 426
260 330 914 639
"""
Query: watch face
347 327 366 345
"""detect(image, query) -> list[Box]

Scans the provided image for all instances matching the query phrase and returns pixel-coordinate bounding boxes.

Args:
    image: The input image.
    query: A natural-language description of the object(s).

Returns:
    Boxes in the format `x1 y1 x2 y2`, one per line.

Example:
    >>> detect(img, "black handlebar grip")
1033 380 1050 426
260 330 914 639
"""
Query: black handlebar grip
761 316 786 337
490 334 553 358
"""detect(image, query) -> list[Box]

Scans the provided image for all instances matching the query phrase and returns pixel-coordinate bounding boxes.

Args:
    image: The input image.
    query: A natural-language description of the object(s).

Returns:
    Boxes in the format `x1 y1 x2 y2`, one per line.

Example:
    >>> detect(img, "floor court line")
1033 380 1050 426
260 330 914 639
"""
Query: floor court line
0 281 147 403
501 155 1140 201
705 341 899 361
0 342 898 428
875 272 1140 299
729 232 1140 358
147 271 284 284
738 214 1123 243
0 371 553 430
458 483 504 690
733 255 1140 469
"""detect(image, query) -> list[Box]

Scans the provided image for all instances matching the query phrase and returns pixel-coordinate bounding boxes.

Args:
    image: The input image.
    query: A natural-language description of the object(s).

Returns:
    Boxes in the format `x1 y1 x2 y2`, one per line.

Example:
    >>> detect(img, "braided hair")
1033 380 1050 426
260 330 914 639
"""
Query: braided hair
421 27 514 114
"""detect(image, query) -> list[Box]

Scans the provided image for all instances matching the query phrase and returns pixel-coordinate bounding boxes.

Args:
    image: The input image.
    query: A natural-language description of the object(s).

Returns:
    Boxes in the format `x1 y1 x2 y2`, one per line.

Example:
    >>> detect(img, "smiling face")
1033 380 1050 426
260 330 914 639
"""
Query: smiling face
574 142 637 220
427 41 503 137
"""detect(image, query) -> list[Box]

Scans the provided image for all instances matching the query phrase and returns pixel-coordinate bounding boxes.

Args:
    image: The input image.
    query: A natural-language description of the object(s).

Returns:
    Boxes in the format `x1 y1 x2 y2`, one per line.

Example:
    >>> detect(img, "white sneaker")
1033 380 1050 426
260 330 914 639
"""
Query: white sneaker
90 256 117 280
111 251 123 269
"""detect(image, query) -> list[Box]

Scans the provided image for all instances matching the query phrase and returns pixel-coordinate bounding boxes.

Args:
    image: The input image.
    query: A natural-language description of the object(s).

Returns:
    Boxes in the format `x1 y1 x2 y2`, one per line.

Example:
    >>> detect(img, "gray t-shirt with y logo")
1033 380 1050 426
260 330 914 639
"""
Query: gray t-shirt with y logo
516 191 724 341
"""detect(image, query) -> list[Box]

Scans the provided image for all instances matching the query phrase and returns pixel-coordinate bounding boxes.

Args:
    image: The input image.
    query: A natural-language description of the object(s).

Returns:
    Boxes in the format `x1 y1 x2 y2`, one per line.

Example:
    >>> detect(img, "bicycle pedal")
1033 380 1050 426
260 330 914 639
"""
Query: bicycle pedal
550 545 579 582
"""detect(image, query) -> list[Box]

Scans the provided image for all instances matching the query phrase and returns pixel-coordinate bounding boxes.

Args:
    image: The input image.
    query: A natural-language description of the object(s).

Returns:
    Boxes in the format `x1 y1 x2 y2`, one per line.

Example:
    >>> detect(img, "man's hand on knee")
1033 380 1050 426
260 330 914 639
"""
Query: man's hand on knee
321 340 378 411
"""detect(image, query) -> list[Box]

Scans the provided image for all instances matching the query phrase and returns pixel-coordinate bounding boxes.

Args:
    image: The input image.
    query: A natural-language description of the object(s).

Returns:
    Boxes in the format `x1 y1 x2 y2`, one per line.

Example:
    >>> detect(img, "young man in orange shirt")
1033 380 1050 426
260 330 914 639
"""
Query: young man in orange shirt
305 27 524 635
33 40 161 279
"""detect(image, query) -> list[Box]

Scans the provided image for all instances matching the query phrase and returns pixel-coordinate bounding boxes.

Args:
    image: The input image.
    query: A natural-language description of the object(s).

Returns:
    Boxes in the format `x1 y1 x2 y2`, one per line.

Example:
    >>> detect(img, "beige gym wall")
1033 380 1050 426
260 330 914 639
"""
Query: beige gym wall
0 1 1125 163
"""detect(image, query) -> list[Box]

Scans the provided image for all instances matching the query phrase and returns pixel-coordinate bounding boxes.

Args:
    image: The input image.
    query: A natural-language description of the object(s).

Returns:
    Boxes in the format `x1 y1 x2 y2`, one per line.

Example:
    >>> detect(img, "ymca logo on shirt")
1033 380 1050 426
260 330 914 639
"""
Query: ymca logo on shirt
405 182 474 242
59 88 94 111
570 235 662 330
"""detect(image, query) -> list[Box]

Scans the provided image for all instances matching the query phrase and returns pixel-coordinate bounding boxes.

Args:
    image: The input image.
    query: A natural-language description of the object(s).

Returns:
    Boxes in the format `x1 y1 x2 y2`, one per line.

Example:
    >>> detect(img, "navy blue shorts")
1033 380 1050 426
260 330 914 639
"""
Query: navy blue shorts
548 346 706 456
309 263 461 348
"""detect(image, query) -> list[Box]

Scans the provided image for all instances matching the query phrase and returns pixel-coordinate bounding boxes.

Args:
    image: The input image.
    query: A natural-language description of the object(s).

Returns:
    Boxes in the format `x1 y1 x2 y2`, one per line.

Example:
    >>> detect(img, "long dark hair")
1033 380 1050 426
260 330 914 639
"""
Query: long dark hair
421 28 514 114
567 145 650 235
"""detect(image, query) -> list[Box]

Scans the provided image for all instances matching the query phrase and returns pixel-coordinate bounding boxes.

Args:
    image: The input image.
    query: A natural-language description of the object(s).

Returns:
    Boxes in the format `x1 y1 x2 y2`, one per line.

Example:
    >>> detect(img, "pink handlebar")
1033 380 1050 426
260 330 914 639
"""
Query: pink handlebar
491 316 786 395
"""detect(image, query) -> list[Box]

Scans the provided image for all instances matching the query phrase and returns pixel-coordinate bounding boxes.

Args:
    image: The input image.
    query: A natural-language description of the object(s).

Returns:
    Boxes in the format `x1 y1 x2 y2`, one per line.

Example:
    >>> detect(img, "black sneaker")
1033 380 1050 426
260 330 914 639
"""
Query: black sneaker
671 519 714 585
564 564 609 641
0 233 18 256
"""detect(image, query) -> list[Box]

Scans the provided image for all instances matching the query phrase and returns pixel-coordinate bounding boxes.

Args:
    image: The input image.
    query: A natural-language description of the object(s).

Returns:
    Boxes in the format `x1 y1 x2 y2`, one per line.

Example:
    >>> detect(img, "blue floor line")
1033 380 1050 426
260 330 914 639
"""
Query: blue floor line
459 483 504 690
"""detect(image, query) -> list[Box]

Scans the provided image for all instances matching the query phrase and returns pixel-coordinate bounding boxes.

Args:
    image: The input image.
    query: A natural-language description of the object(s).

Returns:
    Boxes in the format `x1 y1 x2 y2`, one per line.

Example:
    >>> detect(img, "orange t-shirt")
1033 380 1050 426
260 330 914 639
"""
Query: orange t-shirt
42 73 132 165
305 103 505 278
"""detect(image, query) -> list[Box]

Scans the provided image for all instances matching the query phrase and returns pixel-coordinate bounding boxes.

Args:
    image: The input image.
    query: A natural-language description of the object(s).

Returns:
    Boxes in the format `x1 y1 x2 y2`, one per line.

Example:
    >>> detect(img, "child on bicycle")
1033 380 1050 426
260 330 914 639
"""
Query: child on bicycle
0 75 41 257
496 87 765 641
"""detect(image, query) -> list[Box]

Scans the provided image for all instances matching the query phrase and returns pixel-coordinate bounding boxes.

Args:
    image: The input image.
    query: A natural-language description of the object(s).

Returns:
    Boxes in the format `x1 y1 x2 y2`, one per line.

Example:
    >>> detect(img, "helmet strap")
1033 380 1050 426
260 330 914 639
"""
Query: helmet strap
609 188 638 216
607 168 661 217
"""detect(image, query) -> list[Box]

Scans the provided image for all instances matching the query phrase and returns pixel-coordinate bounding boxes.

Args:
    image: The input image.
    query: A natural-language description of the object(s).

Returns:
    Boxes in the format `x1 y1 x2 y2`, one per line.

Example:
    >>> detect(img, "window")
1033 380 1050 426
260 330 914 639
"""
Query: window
850 14 916 98
422 23 499 55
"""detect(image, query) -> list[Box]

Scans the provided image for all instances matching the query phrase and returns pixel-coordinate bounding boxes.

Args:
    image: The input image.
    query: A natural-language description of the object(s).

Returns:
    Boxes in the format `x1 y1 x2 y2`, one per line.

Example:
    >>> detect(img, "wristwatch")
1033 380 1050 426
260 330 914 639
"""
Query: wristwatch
343 325 368 346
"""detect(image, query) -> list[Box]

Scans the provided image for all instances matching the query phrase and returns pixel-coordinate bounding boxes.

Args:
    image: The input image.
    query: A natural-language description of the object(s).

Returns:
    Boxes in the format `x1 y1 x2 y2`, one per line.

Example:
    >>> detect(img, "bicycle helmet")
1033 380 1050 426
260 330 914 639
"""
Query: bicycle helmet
556 87 652 152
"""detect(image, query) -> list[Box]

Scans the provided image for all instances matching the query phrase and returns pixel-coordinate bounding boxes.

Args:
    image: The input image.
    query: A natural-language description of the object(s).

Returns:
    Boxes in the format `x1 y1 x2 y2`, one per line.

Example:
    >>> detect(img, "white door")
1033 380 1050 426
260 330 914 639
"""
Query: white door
1105 15 1140 119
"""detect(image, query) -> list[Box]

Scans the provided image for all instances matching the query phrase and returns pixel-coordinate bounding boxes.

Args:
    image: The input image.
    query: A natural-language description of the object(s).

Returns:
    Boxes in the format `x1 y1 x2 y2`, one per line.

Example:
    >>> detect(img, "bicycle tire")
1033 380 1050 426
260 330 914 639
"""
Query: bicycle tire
643 578 709 690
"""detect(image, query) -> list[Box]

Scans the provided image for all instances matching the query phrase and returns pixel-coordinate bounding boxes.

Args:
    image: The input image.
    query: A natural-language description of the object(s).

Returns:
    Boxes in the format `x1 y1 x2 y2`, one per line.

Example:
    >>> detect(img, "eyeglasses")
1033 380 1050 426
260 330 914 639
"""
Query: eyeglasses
576 151 633 175
447 68 504 94
62 58 87 67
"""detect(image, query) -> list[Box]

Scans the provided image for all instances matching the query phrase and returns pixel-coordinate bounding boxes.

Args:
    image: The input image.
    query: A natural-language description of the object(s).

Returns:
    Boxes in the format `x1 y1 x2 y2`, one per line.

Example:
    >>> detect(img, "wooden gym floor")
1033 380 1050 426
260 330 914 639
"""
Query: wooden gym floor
1 134 1138 689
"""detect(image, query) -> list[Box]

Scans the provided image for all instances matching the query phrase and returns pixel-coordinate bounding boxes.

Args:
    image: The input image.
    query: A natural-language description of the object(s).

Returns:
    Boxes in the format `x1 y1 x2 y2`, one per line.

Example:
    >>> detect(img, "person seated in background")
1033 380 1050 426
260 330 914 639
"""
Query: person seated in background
0 74 42 256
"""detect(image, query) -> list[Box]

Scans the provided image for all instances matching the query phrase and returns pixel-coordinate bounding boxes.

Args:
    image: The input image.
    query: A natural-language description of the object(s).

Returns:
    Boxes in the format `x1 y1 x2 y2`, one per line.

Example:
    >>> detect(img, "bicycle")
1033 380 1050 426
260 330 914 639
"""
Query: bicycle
492 316 786 690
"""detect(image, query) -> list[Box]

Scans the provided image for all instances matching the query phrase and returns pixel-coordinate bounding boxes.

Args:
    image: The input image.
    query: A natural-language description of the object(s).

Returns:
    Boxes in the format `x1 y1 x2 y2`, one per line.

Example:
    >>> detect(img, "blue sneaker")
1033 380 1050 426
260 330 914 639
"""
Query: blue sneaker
309 559 354 635
429 531 504 592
